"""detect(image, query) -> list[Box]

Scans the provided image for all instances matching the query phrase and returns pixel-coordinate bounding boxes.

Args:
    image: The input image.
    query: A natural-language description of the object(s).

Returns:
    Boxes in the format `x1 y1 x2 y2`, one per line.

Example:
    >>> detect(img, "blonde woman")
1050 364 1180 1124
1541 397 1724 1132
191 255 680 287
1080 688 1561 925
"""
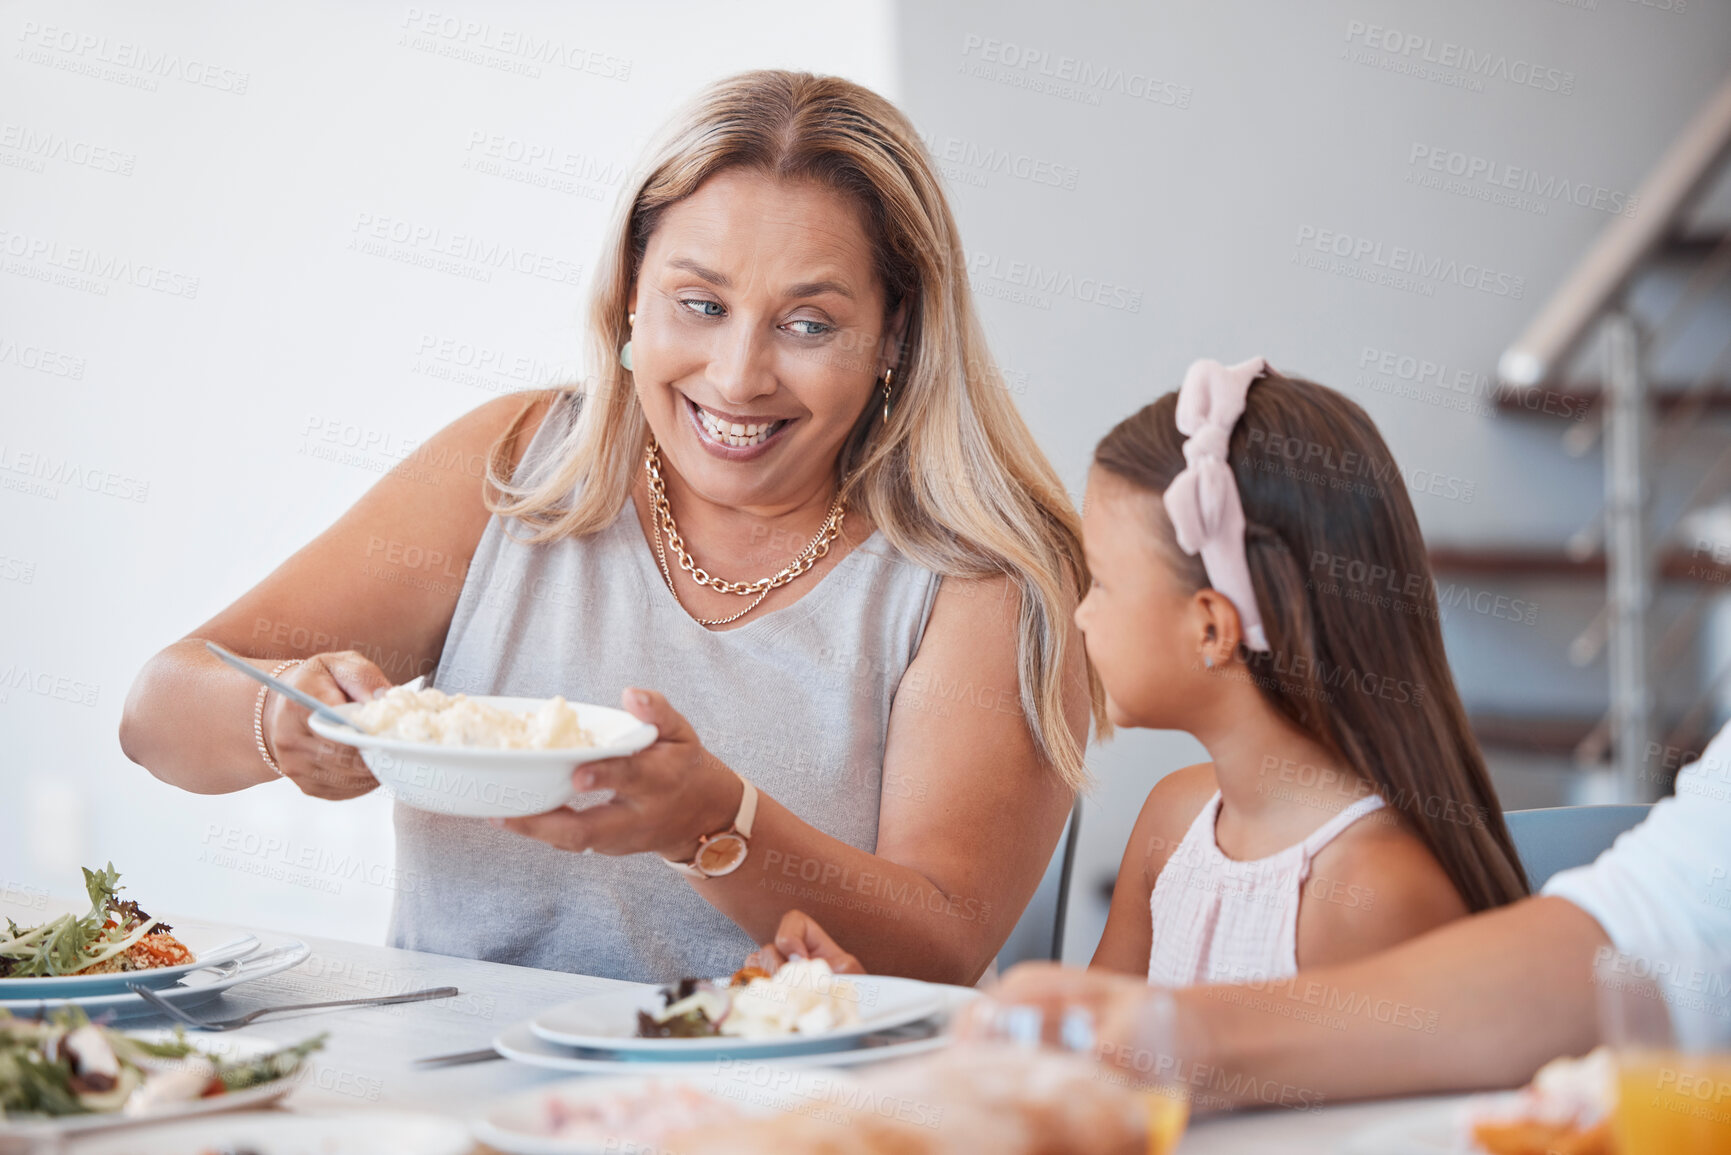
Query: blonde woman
120 71 1101 984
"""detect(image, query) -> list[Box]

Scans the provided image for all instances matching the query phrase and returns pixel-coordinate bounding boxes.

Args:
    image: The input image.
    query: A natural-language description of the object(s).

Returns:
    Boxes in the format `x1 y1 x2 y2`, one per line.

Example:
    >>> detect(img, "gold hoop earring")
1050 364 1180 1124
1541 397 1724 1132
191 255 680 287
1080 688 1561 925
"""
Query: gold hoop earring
881 367 894 425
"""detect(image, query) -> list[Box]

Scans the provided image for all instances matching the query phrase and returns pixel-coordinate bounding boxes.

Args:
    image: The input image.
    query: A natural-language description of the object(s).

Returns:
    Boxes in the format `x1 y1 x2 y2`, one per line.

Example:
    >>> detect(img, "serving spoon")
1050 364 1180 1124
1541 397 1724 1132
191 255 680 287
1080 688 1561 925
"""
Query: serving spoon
204 640 370 731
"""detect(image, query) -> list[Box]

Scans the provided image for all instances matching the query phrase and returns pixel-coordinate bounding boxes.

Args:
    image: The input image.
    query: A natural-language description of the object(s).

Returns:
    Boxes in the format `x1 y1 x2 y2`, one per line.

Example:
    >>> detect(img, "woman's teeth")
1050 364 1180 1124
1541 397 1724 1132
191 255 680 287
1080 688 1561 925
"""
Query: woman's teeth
696 404 782 448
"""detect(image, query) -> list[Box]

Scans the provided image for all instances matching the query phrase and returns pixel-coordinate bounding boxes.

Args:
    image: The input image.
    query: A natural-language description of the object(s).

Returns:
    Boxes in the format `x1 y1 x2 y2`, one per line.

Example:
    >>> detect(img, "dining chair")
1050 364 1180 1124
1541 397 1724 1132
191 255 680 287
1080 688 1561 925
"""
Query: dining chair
1503 803 1653 890
995 799 1084 969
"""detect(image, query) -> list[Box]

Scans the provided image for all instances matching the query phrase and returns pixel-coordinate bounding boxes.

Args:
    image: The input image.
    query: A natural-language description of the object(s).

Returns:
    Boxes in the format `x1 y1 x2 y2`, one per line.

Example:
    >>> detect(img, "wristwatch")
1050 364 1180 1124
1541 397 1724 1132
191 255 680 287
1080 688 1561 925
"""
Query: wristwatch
661 776 757 879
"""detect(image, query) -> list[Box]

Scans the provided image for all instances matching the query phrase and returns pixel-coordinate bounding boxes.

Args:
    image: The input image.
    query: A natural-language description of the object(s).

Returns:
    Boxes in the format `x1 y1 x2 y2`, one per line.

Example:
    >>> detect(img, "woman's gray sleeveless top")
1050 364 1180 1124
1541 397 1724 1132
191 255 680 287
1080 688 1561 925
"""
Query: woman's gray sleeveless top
387 393 944 982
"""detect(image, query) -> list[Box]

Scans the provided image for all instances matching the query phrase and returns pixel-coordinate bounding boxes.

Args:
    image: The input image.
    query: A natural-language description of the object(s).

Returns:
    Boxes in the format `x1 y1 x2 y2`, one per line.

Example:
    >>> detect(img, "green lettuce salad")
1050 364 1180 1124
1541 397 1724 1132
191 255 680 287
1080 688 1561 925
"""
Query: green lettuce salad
0 1007 325 1119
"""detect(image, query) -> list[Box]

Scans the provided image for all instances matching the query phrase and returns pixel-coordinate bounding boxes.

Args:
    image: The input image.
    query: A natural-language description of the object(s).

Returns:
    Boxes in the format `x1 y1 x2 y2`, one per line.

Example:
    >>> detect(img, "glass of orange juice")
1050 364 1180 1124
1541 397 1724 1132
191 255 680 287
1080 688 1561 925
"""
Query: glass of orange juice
1126 990 1192 1155
1595 946 1731 1155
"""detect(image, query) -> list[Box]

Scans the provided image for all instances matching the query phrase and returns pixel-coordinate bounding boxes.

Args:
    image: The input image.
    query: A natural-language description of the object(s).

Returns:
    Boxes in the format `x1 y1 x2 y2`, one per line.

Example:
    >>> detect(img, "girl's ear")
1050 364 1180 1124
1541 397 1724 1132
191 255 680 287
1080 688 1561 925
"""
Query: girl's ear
627 282 639 316
1193 589 1245 665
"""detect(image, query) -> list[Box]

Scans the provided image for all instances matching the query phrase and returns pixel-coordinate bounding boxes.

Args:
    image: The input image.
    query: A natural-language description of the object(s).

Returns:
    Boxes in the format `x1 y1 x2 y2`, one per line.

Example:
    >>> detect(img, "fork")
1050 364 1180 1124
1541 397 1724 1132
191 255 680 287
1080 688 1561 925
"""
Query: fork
126 981 459 1030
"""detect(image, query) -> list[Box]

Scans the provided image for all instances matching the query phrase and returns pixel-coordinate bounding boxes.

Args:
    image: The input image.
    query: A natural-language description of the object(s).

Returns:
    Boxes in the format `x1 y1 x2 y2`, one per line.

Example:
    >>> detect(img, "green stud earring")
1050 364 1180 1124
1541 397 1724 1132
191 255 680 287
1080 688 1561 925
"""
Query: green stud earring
619 312 635 372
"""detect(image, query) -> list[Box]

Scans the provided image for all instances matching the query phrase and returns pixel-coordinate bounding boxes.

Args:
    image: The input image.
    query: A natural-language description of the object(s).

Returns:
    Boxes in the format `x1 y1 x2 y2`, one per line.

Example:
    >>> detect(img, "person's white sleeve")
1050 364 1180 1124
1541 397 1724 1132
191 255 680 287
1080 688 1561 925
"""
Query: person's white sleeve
1543 719 1731 959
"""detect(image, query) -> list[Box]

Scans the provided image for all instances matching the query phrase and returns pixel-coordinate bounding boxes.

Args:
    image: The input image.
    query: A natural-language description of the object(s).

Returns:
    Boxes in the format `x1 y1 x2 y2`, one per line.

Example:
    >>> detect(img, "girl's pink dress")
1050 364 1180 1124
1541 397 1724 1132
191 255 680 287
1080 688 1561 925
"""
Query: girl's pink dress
1147 790 1388 986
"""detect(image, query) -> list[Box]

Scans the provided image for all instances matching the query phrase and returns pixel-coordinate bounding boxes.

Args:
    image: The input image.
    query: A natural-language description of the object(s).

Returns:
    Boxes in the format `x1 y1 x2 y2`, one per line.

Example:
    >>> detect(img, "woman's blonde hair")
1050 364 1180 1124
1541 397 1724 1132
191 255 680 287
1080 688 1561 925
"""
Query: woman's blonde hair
485 69 1106 789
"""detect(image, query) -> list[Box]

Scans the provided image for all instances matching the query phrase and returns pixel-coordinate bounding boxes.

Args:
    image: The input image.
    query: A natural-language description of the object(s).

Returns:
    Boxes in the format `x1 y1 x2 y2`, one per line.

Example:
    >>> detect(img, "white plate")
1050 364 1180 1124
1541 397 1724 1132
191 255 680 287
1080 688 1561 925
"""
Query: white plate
474 1066 863 1155
1337 1095 1517 1154
494 1020 954 1076
496 985 978 1076
0 927 260 1000
0 931 310 1020
309 695 658 818
62 1109 473 1155
0 1031 304 1139
529 975 949 1056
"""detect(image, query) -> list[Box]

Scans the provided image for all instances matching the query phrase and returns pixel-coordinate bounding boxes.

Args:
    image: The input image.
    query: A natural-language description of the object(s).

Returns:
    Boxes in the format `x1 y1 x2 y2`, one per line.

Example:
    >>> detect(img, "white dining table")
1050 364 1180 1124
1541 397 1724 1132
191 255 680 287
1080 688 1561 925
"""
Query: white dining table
1 899 1479 1153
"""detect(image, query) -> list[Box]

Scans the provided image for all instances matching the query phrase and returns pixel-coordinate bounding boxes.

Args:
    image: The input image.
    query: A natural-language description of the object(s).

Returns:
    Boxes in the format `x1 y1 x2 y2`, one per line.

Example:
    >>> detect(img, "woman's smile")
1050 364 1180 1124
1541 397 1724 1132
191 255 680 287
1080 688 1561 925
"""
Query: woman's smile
681 392 798 461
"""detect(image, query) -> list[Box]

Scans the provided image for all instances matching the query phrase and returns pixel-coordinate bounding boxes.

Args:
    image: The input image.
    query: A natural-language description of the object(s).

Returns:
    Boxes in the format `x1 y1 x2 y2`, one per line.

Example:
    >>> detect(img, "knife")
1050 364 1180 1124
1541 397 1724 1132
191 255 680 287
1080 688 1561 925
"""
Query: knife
413 1047 502 1068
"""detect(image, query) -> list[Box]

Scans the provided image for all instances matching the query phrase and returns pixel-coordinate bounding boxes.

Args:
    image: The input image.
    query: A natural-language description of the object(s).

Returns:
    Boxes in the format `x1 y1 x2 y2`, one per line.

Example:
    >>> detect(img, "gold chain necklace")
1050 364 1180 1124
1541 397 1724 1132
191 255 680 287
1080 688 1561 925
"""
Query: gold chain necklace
644 440 848 627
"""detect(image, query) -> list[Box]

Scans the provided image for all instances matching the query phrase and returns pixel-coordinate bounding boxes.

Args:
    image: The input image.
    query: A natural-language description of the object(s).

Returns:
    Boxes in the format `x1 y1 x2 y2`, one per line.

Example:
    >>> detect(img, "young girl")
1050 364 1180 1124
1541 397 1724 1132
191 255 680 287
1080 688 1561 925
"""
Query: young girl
1078 356 1527 985
751 358 1529 986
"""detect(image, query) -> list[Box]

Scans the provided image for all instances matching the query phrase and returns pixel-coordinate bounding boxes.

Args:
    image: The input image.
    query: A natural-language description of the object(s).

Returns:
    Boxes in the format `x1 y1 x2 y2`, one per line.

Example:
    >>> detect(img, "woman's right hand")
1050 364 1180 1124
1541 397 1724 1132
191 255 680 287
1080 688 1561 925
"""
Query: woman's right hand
744 910 865 976
261 650 394 799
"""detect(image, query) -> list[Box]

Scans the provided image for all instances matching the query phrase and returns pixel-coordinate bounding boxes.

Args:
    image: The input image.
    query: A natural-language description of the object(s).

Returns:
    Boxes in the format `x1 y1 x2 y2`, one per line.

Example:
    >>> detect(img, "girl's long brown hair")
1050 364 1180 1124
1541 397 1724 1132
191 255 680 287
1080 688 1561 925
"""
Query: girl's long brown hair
1094 371 1529 912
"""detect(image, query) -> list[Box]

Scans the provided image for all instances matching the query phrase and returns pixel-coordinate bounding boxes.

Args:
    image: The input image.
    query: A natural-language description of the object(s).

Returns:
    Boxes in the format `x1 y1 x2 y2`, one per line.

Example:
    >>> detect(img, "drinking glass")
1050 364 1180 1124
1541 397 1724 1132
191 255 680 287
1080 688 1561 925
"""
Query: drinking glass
1595 945 1731 1154
963 989 1191 1154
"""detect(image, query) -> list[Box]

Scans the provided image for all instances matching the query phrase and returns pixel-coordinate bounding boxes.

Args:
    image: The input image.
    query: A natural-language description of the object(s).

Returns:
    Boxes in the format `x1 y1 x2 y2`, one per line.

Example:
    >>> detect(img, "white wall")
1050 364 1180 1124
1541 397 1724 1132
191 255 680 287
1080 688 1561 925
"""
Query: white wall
888 0 1731 961
0 0 895 940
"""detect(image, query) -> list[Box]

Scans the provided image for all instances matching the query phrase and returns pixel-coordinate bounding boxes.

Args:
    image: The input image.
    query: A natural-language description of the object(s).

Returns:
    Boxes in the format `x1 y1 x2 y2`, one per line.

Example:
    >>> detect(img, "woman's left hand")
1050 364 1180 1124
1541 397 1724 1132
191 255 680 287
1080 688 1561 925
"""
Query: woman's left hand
494 687 742 861
744 910 865 976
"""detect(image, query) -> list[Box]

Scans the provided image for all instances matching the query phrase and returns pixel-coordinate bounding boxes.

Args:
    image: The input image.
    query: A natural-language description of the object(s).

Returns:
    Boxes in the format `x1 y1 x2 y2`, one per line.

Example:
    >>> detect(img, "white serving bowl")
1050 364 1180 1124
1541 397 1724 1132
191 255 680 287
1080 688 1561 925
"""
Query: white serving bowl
307 695 658 818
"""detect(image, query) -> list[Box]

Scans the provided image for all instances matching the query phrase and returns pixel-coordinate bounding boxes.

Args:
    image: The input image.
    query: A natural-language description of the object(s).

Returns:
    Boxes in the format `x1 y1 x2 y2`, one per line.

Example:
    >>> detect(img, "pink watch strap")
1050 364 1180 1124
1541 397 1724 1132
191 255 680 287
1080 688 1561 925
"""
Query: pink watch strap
734 777 758 839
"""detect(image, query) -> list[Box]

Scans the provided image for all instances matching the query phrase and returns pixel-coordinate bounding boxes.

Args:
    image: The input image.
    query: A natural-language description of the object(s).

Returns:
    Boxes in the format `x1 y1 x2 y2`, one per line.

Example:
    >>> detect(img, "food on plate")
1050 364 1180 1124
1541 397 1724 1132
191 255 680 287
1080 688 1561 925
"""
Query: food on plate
1469 1047 1614 1155
352 686 597 750
499 1045 1152 1154
0 1007 323 1119
636 958 864 1040
0 864 194 980
524 1079 747 1147
663 1043 1154 1154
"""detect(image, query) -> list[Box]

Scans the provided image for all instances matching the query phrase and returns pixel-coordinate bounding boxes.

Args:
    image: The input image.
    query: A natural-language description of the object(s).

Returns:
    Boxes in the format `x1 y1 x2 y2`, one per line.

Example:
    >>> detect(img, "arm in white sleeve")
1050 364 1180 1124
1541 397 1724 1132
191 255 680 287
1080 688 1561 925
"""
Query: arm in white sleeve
1543 720 1731 958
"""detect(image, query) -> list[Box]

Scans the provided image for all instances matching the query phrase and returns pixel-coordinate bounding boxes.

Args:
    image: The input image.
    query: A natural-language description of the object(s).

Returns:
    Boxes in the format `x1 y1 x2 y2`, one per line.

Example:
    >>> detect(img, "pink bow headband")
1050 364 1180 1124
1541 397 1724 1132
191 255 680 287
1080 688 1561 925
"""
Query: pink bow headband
1161 357 1271 652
